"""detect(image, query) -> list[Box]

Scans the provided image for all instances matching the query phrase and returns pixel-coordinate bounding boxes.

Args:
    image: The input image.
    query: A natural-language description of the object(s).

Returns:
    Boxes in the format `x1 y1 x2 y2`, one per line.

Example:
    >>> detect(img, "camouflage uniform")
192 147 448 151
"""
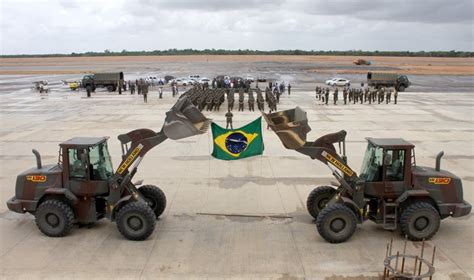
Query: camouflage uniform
394 89 398 104
386 89 391 104
228 89 235 111
225 111 233 129
206 96 213 111
238 100 244 111
343 88 348 104
333 88 338 105
325 88 329 105
142 83 149 103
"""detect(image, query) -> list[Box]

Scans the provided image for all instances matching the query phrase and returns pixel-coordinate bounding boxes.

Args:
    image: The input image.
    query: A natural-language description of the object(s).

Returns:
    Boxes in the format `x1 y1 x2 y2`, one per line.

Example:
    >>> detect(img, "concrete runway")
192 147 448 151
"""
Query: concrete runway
0 80 472 279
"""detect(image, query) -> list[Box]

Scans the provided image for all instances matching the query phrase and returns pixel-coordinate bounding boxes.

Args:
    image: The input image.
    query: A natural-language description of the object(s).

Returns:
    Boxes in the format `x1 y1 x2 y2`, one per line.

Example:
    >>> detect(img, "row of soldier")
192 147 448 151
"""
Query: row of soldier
183 86 278 112
315 86 399 105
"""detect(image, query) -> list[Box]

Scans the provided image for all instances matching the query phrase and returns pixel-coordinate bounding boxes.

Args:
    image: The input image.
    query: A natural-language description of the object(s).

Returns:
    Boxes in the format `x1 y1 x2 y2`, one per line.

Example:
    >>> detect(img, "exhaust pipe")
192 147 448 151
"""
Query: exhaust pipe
32 149 42 169
435 151 444 171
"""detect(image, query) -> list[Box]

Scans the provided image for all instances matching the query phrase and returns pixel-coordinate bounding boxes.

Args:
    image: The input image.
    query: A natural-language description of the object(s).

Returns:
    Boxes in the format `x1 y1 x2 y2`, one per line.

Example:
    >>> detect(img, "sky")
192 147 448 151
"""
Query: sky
1 0 473 55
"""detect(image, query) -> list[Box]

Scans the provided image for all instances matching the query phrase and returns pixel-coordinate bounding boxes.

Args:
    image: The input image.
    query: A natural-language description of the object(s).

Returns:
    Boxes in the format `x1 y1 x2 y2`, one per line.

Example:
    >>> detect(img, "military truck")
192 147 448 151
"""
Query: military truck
82 72 124 93
367 72 410 92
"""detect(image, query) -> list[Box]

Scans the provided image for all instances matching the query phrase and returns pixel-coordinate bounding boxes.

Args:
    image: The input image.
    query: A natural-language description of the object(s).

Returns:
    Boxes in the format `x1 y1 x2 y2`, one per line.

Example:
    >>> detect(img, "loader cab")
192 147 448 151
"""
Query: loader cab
60 137 113 196
359 138 415 198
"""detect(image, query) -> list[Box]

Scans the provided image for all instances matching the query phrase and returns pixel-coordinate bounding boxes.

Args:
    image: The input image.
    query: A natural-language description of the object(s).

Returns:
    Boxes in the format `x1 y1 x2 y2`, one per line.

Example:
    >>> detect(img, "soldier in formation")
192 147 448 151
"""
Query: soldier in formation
257 87 265 111
228 89 235 111
386 89 392 104
248 89 255 112
313 84 399 106
324 88 329 105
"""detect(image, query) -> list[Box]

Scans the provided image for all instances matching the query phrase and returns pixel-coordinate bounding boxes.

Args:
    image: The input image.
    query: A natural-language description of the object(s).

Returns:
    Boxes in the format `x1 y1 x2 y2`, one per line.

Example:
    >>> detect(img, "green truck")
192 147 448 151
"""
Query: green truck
82 72 124 93
367 72 410 91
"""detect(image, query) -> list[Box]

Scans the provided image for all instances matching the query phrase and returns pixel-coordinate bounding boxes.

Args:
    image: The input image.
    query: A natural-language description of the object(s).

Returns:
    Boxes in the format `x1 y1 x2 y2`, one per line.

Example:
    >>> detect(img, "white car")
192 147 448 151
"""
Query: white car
325 78 351 87
199 77 211 84
172 78 194 86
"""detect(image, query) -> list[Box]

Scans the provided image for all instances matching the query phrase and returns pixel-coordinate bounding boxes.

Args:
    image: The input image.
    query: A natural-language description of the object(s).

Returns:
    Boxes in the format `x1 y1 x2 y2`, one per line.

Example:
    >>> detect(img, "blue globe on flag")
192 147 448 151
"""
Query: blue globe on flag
225 132 248 154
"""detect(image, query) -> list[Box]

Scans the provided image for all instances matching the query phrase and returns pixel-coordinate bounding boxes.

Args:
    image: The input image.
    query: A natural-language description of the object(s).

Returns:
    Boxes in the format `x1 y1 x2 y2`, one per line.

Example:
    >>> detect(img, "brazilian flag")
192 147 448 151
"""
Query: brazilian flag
211 117 264 160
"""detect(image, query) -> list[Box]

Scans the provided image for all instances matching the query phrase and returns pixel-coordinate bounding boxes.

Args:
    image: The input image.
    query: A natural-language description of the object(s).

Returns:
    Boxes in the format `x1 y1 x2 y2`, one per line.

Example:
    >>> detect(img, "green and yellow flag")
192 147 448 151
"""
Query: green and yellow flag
211 117 264 160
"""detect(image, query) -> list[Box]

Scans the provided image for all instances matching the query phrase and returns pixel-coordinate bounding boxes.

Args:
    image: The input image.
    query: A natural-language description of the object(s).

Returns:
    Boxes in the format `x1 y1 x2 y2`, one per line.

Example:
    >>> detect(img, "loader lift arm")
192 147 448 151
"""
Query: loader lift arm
263 107 361 197
106 97 211 212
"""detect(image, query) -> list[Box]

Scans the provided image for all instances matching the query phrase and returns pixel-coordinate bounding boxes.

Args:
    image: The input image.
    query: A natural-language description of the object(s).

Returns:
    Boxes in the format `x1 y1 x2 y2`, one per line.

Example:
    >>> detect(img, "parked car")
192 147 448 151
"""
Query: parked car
172 78 194 86
245 75 255 82
33 81 49 93
199 77 211 84
325 78 351 87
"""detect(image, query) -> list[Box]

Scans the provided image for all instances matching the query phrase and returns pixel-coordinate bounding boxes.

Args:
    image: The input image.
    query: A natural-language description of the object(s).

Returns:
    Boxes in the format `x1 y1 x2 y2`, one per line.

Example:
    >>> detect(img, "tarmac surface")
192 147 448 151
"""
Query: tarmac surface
0 75 473 279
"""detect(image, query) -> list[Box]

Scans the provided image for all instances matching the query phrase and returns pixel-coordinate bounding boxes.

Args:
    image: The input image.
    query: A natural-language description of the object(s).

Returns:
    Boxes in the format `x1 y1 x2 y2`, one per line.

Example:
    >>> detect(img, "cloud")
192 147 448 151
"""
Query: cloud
295 0 473 24
0 0 472 54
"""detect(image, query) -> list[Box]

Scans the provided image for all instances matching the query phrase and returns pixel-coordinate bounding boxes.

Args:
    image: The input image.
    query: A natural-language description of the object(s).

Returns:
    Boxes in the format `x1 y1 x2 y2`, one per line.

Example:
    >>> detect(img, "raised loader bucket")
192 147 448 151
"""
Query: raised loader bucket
263 106 311 149
163 96 212 140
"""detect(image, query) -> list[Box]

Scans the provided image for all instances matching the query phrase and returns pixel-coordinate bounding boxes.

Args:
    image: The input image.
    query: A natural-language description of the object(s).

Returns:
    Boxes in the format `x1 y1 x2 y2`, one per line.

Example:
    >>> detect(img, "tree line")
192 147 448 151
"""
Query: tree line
2 49 472 58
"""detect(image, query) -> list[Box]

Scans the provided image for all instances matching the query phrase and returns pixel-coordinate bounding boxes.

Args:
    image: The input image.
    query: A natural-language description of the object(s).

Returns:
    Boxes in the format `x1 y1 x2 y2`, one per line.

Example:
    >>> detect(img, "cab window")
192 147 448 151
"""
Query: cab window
68 148 87 180
88 143 113 181
385 150 405 181
360 144 384 182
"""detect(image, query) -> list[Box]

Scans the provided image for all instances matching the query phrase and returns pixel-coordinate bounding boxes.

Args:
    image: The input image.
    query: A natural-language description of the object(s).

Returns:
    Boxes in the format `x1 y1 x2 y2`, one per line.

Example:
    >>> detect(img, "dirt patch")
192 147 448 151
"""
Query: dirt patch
1 55 473 75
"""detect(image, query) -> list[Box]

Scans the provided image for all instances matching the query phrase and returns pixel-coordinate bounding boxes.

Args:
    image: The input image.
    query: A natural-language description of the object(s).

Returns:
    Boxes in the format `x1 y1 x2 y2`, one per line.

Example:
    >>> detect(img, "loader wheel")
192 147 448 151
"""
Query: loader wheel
316 204 357 243
306 186 336 219
398 85 406 92
400 202 440 241
35 200 74 237
116 201 156 241
138 185 167 218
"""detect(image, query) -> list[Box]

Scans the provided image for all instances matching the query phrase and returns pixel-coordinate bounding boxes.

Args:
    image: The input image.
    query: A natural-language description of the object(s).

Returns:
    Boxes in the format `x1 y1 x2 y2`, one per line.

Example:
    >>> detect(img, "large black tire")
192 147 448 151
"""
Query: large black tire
400 202 440 241
306 186 337 219
35 200 74 237
107 85 114 92
116 201 156 241
316 204 357 243
398 85 406 92
138 185 167 218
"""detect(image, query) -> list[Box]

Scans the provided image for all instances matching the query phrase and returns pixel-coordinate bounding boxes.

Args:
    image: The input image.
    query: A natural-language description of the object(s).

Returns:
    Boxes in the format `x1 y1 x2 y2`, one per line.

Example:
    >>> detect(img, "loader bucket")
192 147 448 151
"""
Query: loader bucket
262 106 311 149
163 96 212 140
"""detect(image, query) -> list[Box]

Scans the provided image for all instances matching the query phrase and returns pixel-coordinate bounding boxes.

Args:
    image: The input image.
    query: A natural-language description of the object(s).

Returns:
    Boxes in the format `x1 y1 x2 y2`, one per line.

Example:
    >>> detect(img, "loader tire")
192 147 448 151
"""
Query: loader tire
35 199 74 237
398 85 406 92
138 185 167 218
306 186 336 219
116 201 156 241
400 202 440 241
316 203 357 243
